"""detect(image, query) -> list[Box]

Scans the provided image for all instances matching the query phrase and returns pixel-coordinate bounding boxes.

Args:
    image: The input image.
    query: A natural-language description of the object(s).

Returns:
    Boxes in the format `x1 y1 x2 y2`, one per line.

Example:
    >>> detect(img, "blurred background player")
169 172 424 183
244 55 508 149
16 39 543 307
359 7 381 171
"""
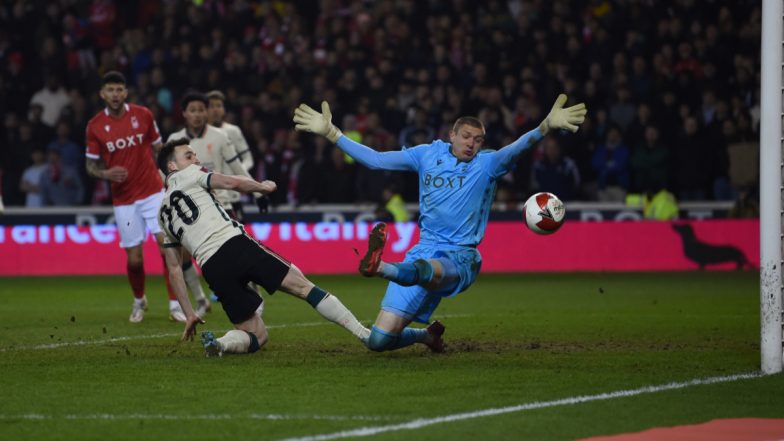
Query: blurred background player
156 139 369 356
207 89 269 304
85 71 184 323
169 91 269 220
206 90 258 220
294 95 586 352
167 92 266 315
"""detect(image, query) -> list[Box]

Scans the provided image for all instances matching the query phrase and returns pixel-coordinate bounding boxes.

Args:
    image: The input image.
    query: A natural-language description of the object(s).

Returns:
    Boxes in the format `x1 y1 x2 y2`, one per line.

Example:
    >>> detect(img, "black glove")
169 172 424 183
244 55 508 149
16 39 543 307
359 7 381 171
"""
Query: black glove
255 195 270 214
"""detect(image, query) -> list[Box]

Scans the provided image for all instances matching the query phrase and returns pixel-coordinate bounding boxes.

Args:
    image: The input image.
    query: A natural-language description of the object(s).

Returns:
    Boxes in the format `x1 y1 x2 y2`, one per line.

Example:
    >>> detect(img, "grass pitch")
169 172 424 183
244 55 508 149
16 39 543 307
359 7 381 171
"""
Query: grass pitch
0 272 781 440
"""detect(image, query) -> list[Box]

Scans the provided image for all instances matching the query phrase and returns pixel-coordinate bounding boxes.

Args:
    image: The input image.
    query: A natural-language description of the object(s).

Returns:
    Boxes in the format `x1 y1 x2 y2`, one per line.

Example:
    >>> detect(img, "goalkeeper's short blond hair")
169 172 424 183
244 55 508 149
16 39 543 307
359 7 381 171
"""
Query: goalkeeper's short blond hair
452 116 484 133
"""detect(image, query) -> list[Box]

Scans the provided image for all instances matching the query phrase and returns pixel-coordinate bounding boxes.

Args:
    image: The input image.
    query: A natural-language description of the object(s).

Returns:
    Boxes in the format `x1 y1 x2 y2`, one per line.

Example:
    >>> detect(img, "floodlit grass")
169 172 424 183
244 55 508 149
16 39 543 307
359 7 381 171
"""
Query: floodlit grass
0 272 781 441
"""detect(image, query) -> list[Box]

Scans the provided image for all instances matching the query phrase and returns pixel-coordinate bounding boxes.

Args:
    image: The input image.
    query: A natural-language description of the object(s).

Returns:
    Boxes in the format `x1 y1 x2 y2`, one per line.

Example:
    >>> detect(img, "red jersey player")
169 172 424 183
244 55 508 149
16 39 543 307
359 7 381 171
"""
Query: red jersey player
85 71 185 323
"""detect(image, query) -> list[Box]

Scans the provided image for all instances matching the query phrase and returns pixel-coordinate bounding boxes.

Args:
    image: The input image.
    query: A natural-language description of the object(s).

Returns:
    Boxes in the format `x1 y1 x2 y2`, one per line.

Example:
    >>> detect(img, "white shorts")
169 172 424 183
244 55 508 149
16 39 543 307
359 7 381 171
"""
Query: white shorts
114 190 164 248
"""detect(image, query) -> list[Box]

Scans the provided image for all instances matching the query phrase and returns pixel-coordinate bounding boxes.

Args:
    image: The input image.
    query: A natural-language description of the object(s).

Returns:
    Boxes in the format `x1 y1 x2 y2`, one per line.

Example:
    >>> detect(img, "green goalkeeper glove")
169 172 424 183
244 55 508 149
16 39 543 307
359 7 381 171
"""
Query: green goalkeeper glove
293 101 343 143
539 94 587 135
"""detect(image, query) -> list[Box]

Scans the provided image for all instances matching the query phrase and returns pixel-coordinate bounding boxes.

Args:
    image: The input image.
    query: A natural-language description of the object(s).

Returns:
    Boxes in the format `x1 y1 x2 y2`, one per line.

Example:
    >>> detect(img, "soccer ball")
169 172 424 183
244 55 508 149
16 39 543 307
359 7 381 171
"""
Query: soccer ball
523 192 566 235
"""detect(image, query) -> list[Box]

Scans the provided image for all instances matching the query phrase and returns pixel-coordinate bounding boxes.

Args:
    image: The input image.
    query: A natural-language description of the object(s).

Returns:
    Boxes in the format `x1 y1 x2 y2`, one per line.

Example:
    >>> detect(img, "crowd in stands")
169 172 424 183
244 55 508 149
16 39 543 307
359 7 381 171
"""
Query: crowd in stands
0 0 761 211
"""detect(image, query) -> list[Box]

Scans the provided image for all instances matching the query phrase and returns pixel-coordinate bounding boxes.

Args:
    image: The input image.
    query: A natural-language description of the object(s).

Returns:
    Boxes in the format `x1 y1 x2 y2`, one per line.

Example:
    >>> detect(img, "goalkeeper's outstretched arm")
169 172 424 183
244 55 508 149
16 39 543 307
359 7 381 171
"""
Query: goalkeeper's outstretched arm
293 101 414 171
491 94 587 176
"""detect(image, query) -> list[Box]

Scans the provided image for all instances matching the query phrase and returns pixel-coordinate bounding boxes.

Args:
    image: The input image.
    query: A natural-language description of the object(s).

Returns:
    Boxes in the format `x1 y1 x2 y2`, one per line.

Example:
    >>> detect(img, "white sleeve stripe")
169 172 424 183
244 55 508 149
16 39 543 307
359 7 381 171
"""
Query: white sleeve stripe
152 137 162 145
86 152 100 159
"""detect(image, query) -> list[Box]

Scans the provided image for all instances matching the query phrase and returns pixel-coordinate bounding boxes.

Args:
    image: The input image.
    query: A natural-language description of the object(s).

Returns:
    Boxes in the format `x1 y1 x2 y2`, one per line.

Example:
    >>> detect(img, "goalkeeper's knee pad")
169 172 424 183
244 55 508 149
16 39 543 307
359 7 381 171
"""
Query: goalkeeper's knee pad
365 326 397 352
413 259 434 284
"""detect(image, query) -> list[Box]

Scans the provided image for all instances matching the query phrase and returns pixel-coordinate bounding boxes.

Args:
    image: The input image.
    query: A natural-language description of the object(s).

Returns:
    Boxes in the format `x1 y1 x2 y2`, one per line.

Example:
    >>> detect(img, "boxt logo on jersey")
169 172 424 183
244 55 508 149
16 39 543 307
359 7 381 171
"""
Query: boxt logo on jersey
106 134 145 152
423 173 466 190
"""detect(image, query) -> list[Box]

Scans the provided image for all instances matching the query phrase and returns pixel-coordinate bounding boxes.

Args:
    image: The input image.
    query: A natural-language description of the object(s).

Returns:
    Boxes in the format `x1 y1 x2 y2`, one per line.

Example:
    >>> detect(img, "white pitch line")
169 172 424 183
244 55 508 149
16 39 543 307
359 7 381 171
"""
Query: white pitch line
0 413 395 422
273 371 767 441
0 321 329 352
0 314 473 352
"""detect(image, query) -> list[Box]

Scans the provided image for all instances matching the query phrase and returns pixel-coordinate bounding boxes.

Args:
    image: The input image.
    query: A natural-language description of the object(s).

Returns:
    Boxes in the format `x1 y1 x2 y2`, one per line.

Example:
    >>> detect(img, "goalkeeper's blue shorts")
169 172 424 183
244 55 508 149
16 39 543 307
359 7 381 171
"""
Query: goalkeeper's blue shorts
380 243 482 324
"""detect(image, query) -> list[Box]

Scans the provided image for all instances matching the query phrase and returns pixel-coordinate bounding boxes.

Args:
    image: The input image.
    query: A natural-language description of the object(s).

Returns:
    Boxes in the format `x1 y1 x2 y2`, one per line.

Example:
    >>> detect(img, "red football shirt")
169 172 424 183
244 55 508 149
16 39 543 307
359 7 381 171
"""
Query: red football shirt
85 103 164 206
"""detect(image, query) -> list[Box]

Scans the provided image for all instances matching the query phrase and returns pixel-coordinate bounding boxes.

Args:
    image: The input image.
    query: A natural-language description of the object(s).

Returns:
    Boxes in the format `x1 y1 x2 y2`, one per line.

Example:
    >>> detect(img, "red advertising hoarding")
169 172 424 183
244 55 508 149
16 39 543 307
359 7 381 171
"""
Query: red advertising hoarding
0 220 758 276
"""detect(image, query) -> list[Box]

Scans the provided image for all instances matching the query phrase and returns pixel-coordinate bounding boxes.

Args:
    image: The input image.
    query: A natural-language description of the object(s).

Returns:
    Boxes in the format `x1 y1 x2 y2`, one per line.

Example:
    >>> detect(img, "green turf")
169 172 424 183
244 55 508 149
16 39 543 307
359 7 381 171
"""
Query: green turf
0 272 781 441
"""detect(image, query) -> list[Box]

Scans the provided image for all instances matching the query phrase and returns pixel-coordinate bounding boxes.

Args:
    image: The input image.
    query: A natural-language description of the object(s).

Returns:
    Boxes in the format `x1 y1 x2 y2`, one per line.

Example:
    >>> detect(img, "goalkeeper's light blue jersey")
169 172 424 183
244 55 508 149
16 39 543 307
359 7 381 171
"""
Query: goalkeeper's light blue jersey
336 128 543 247
404 140 503 246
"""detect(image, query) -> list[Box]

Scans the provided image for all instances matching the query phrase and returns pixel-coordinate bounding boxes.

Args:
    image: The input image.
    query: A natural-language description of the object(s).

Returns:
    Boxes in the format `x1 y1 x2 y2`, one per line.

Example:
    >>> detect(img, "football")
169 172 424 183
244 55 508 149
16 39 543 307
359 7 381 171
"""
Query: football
523 192 566 235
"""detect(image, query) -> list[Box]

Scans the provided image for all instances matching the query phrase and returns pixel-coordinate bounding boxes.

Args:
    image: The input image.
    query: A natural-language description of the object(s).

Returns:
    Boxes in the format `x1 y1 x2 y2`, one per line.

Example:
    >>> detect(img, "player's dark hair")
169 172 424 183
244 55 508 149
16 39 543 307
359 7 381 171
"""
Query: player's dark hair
157 138 191 175
206 90 226 102
102 71 126 86
452 116 485 133
180 91 208 110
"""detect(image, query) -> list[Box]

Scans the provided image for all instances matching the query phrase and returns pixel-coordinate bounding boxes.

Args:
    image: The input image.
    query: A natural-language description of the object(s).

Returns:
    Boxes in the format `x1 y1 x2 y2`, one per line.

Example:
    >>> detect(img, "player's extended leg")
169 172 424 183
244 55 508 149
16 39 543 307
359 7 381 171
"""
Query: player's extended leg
279 264 370 342
376 257 461 293
201 309 269 357
365 310 445 353
358 223 460 293
125 244 148 323
223 203 260 314
359 223 388 277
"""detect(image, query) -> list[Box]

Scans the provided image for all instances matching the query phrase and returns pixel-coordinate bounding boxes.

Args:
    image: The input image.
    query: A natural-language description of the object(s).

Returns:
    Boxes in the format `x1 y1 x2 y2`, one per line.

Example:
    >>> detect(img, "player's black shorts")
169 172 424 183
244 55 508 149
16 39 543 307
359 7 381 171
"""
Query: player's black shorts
201 234 291 324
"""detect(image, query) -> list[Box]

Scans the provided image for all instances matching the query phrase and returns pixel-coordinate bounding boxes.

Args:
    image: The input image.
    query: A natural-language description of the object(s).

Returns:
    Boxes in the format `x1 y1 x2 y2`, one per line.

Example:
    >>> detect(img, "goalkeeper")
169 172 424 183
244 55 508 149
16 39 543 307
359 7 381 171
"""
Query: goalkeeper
293 94 586 353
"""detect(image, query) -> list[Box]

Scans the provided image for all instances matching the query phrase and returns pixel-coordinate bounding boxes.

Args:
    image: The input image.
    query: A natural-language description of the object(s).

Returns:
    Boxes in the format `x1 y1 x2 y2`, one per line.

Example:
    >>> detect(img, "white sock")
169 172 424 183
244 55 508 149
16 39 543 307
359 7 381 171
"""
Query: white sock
169 300 180 310
315 294 370 341
134 296 147 306
378 261 396 279
183 264 206 300
217 330 251 353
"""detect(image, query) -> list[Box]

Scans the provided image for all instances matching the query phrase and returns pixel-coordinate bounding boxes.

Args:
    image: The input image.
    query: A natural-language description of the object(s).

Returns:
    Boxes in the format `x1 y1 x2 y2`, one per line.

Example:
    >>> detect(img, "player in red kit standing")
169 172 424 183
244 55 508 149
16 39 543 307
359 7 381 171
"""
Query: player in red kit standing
85 71 185 323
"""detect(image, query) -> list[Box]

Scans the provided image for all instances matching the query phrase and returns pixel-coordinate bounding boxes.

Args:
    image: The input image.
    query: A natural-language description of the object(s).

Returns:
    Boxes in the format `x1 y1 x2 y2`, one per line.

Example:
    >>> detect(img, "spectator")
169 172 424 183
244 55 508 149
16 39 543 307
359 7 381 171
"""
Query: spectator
29 75 70 128
19 149 47 208
654 90 681 148
625 104 654 149
609 87 636 132
295 137 328 206
341 114 362 144
322 145 356 203
724 117 758 196
355 113 401 203
592 126 630 202
0 2 764 205
379 185 410 222
46 120 82 171
27 104 54 148
40 150 83 206
399 107 435 147
674 116 710 201
630 126 669 194
531 137 580 201
0 121 38 206
629 56 653 103
729 184 759 219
